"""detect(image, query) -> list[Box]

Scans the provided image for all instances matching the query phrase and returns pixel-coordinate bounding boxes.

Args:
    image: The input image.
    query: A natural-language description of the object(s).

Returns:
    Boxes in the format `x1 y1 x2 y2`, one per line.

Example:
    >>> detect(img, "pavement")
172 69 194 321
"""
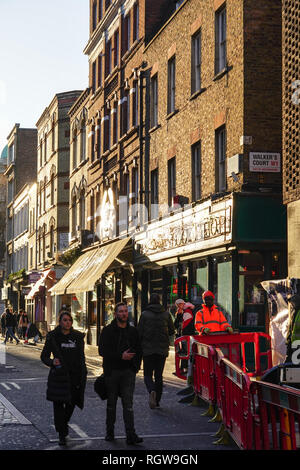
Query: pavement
0 337 178 427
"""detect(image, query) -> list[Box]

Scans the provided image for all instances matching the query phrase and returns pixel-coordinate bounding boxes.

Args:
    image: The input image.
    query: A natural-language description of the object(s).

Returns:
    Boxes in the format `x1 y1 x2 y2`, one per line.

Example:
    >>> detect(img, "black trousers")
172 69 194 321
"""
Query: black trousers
53 401 75 435
143 354 166 405
105 369 136 436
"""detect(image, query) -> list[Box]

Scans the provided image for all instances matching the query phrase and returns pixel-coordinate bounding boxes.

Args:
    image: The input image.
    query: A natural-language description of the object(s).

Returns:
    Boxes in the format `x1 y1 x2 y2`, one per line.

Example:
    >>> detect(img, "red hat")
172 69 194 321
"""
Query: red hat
202 290 215 299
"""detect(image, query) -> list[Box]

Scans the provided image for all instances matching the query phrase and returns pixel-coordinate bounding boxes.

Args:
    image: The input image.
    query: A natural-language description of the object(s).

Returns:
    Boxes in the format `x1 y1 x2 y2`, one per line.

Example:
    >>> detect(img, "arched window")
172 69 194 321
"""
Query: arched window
49 218 55 257
50 166 55 206
71 187 77 237
79 189 85 230
72 125 78 169
80 119 86 162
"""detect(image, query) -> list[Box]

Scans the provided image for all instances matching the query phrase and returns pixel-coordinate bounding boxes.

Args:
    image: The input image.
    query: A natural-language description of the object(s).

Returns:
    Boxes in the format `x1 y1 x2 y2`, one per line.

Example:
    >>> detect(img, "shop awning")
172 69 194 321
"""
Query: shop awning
26 269 54 300
66 237 130 294
49 249 97 296
50 237 130 296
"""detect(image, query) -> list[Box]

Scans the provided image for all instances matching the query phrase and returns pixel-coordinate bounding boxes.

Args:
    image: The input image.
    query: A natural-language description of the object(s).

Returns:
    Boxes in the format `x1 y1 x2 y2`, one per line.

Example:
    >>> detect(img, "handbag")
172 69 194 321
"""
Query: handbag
94 374 107 400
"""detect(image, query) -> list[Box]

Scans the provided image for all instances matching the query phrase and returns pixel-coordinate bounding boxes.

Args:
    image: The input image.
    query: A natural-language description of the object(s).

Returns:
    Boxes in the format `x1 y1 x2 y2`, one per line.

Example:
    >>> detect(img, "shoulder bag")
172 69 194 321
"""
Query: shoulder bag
94 373 107 400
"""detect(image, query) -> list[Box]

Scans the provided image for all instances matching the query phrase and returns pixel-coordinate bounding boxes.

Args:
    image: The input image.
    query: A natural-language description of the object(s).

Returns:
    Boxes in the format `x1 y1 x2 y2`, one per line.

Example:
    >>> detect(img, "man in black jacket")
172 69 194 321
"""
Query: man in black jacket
138 293 175 409
98 302 143 445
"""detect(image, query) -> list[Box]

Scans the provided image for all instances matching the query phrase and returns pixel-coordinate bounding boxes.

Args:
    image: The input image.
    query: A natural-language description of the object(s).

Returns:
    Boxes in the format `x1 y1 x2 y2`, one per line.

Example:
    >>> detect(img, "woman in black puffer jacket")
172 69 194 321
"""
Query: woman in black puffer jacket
41 311 87 446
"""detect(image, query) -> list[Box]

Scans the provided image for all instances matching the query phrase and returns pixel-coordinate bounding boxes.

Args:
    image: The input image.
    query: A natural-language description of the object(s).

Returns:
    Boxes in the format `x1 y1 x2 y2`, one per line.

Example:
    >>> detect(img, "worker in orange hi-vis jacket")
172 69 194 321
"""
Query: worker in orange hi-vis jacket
195 291 233 335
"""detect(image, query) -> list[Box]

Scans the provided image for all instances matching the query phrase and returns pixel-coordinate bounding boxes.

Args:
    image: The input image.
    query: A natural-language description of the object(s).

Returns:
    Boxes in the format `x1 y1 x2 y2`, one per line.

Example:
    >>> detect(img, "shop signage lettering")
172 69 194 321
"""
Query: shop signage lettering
249 152 281 173
139 209 231 256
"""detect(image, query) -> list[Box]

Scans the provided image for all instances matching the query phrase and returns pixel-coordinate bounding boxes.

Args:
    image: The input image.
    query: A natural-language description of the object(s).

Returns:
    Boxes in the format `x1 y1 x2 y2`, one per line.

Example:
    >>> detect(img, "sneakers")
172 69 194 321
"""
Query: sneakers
126 433 143 445
149 390 157 409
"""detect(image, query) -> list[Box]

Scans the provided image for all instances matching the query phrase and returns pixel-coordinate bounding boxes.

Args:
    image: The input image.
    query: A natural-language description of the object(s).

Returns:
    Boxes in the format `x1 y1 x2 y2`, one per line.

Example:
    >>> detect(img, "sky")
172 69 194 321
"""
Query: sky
0 0 89 153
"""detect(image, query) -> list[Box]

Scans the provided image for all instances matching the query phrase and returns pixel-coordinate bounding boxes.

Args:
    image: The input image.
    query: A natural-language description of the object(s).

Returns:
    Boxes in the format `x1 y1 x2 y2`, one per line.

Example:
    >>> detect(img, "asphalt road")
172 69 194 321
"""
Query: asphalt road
0 338 238 459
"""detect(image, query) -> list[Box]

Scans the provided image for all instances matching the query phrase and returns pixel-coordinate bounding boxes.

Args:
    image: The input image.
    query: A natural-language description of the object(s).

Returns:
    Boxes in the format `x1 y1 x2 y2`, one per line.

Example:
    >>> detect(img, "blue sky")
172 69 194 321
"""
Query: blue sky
0 0 89 152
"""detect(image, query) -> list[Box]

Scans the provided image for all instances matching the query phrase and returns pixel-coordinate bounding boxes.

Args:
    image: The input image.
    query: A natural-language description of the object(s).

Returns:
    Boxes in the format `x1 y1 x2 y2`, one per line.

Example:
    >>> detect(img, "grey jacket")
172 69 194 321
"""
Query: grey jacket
138 303 175 357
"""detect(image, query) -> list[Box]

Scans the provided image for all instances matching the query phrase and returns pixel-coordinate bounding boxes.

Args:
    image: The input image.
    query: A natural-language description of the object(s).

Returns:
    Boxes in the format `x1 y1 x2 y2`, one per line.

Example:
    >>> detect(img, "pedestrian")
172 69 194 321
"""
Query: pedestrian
98 302 143 445
138 293 175 410
174 299 185 338
18 309 29 339
24 322 43 345
2 308 20 345
194 290 233 335
40 311 87 446
0 310 6 337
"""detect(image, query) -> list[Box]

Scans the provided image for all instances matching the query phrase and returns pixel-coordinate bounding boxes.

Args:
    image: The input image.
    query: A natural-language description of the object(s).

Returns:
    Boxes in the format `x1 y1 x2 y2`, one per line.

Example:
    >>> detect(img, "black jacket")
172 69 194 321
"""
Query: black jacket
98 318 142 377
138 303 175 357
5 312 17 328
41 326 87 408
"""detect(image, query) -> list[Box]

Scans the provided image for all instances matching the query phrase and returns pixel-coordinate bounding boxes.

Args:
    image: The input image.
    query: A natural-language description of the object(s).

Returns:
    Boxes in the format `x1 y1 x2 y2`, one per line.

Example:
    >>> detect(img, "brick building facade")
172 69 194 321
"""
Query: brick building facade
32 91 83 326
51 0 286 342
282 0 300 278
134 0 285 332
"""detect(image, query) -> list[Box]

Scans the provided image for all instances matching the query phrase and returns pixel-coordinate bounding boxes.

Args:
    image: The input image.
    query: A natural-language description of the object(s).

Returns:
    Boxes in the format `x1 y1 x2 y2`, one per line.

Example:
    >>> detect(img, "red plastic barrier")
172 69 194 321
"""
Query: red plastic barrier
219 357 253 449
249 380 300 450
175 332 272 380
192 343 216 403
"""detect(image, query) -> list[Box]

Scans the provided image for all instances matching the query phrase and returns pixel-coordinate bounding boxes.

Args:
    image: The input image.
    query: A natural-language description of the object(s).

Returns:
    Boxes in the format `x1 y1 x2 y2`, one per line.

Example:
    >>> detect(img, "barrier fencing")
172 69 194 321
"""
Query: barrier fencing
175 332 300 450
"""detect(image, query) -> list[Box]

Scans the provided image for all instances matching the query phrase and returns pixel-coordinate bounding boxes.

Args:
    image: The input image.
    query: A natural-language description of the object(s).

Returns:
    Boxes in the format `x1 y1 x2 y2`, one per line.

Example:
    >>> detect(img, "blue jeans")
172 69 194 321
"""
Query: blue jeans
5 327 19 343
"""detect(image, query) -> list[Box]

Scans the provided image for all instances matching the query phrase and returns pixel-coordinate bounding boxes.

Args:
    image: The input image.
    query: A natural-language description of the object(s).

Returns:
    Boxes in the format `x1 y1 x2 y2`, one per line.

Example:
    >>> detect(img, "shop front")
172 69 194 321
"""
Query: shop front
50 237 132 344
133 193 287 332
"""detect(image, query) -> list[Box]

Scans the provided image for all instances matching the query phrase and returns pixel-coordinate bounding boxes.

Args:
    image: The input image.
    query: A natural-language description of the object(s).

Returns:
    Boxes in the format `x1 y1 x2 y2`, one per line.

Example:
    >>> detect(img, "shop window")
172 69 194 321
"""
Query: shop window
212 254 232 322
150 268 163 298
88 290 97 327
123 269 134 324
71 293 87 330
104 272 115 326
238 251 265 328
191 259 208 303
165 263 188 310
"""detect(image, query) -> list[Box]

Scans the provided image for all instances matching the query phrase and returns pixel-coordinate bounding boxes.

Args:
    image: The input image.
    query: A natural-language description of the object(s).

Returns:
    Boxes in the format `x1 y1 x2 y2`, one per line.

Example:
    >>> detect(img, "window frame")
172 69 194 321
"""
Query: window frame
167 56 176 115
191 29 201 95
215 6 227 74
215 126 226 192
192 142 201 201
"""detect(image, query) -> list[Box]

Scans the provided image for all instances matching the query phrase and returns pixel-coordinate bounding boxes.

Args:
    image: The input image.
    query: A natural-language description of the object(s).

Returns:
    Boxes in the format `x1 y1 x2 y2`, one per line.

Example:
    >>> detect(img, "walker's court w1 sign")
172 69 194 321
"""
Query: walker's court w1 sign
249 152 281 172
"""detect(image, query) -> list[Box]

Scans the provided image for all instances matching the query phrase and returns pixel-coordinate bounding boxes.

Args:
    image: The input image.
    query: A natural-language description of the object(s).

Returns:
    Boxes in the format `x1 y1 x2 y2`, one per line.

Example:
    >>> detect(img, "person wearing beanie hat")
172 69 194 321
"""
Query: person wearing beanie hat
174 299 185 338
195 290 233 335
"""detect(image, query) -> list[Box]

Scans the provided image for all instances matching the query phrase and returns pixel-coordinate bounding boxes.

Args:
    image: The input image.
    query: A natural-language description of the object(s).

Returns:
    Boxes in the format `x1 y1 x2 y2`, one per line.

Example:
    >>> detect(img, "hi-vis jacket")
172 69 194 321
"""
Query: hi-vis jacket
195 304 231 334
